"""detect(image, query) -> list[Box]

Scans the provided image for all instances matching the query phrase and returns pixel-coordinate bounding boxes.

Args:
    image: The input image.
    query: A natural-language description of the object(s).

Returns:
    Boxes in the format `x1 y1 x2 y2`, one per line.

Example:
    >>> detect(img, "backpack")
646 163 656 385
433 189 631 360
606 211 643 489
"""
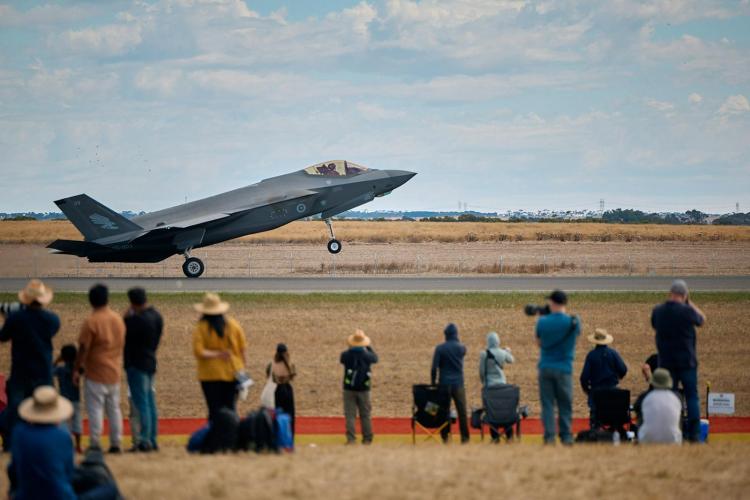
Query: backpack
275 410 294 451
238 408 278 453
344 352 372 391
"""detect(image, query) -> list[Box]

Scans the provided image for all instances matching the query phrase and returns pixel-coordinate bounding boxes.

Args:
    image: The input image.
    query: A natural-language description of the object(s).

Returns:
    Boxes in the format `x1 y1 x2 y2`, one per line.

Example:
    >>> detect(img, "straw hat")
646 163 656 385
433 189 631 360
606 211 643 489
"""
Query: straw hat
193 293 229 315
18 279 53 306
650 368 673 390
18 386 73 424
347 329 371 347
587 328 614 345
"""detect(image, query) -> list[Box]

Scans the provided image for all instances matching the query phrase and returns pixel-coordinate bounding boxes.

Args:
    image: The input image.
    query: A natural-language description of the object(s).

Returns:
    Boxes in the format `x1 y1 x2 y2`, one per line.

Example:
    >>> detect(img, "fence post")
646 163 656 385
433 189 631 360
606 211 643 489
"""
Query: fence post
499 256 504 274
543 254 547 274
374 255 378 275
628 255 633 275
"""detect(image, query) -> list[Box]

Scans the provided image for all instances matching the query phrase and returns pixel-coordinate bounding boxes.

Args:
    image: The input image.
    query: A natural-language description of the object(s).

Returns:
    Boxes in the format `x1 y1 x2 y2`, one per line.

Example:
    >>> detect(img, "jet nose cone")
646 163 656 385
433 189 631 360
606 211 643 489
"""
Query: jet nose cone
386 170 417 186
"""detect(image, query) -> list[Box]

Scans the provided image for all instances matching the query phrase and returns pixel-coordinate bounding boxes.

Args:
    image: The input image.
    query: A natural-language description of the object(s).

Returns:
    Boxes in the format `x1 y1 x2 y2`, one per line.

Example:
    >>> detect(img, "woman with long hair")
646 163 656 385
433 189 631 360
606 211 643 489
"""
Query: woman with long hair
192 293 247 420
266 343 296 434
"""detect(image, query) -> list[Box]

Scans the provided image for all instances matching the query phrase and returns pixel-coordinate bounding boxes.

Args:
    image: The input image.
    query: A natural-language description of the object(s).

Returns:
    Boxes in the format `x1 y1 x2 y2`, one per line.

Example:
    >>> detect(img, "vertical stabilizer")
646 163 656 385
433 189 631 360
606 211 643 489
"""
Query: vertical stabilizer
54 194 142 241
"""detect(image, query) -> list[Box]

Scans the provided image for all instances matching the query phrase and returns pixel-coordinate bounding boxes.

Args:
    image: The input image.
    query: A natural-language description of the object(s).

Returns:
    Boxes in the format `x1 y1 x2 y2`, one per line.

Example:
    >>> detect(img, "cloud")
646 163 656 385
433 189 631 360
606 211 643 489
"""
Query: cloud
688 93 703 104
645 98 675 112
55 22 146 56
718 95 750 115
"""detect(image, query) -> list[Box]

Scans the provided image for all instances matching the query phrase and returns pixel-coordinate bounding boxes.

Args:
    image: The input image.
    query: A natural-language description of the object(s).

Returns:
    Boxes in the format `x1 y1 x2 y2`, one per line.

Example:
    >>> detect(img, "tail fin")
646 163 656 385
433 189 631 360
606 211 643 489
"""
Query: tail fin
54 194 142 241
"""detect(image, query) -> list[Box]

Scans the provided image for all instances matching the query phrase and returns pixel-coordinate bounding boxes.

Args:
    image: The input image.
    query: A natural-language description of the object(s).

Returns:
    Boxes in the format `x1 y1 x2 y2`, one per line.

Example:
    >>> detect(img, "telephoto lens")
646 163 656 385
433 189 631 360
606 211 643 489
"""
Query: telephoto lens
0 302 23 316
523 304 551 316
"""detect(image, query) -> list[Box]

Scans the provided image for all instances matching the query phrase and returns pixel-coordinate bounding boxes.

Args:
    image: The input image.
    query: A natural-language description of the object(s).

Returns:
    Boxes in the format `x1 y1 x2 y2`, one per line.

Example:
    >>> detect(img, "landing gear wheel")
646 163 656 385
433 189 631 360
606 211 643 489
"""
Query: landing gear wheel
182 257 205 278
327 239 342 254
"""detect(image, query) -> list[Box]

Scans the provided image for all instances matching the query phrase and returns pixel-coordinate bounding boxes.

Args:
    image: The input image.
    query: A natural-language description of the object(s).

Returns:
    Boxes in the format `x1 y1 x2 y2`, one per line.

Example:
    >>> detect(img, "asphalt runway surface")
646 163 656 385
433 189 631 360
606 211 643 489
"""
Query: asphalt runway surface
1 276 749 293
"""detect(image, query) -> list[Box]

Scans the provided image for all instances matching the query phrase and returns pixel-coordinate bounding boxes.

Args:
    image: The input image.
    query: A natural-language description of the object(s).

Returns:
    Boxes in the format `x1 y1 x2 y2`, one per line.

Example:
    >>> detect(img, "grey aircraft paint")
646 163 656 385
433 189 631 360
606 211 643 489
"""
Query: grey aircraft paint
48 160 416 278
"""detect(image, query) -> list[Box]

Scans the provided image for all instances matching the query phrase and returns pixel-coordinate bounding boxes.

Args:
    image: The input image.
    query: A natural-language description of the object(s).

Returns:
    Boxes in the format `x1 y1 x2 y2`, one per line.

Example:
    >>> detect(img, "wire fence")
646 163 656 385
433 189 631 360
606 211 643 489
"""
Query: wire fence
0 242 746 279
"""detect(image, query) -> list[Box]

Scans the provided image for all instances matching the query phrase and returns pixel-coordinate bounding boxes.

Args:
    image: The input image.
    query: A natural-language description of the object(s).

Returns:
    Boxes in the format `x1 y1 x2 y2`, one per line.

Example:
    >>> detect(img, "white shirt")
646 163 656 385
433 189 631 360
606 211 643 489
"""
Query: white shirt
638 389 683 444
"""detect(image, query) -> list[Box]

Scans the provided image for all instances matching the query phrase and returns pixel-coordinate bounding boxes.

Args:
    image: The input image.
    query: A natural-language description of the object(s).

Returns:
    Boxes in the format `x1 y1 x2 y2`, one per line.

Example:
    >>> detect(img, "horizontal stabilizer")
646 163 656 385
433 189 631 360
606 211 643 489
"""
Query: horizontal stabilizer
47 239 106 257
55 194 142 241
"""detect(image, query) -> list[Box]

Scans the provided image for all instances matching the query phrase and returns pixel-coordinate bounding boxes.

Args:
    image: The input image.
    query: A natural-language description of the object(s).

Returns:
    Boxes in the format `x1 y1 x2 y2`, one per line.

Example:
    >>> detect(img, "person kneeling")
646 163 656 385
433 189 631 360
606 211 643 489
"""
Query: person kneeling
638 369 682 445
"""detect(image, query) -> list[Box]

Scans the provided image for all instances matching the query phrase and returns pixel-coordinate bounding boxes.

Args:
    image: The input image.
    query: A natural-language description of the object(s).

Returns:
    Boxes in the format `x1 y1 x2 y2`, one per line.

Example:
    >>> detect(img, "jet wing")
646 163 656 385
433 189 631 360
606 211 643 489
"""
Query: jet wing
143 189 321 229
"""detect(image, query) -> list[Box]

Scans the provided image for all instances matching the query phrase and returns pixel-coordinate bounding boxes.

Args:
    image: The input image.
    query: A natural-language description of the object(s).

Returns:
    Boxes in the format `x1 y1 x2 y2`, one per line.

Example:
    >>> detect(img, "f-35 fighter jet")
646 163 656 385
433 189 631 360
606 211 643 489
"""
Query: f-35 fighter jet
48 160 416 278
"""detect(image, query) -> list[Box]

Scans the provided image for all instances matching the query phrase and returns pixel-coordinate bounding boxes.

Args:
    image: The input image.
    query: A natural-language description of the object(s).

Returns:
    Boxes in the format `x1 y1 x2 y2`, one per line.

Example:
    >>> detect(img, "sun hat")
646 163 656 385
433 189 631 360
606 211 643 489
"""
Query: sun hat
670 279 689 296
18 386 73 424
347 329 371 347
18 279 53 306
650 368 673 390
194 292 230 315
546 289 568 305
587 328 614 345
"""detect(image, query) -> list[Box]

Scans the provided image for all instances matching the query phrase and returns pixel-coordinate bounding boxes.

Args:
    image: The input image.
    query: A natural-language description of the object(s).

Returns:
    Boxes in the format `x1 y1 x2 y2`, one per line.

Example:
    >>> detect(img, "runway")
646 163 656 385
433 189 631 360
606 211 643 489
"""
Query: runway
1 276 749 293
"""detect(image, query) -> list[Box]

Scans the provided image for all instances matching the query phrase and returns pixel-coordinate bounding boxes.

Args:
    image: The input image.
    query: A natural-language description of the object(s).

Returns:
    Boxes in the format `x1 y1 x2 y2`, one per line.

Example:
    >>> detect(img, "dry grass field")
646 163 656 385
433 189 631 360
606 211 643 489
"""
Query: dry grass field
2 219 750 244
1 292 748 418
3 442 749 499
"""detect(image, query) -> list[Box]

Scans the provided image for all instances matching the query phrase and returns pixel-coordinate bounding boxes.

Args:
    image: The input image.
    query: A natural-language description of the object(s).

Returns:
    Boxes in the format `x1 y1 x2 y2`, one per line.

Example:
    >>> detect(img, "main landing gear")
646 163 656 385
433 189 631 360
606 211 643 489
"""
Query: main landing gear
325 218 342 254
182 250 205 278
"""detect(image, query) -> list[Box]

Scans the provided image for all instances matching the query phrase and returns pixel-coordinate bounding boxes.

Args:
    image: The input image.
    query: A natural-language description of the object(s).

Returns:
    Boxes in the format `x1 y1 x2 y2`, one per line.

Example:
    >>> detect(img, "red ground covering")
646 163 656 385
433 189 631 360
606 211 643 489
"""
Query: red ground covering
89 416 750 435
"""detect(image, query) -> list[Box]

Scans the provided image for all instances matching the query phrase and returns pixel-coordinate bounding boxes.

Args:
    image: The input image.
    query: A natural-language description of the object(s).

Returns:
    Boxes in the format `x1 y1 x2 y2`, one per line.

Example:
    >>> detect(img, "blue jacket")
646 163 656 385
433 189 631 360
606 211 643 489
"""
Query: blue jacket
536 312 580 374
431 329 467 386
0 307 59 385
580 345 628 394
9 422 76 500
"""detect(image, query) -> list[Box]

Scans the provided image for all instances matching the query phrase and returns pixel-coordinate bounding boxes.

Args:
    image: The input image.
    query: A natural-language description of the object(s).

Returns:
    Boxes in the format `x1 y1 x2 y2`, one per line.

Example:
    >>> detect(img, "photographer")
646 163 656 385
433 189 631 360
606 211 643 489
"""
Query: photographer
651 279 706 442
0 279 60 450
533 290 580 445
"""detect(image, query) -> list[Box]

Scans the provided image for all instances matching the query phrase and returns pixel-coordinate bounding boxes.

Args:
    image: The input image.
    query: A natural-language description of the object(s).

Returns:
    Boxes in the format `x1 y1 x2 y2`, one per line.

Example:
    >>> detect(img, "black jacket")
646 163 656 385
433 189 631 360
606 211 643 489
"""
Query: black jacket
124 307 163 374
431 329 466 386
340 347 378 391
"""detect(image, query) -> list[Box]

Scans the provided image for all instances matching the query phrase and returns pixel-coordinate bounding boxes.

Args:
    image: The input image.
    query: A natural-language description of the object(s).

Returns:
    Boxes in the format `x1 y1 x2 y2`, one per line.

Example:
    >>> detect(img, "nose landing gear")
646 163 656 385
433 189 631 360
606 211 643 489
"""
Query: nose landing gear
325 218 342 254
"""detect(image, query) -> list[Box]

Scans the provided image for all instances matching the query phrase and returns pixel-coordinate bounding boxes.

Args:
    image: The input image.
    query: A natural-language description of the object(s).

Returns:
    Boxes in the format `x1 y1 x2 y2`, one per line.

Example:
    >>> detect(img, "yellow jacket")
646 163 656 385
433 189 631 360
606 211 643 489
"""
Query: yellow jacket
192 316 247 382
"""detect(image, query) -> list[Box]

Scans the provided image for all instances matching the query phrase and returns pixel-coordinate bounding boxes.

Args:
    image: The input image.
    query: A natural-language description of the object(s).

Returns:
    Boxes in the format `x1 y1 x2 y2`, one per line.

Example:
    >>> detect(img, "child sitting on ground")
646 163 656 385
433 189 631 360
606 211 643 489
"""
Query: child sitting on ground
54 344 83 453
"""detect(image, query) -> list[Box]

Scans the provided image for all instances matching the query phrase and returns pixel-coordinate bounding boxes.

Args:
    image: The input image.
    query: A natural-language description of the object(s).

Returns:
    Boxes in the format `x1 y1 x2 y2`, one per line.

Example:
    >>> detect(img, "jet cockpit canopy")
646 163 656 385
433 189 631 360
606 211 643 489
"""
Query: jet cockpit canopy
303 160 369 177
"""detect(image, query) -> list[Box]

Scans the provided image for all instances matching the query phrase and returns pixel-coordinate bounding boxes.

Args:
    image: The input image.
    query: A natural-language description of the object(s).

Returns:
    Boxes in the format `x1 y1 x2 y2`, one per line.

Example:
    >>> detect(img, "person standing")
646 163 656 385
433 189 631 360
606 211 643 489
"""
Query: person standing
651 279 706 442
74 284 126 453
0 279 60 450
340 329 378 445
192 293 247 420
124 287 163 452
579 328 627 427
536 290 581 445
266 343 296 435
54 344 83 453
431 323 469 444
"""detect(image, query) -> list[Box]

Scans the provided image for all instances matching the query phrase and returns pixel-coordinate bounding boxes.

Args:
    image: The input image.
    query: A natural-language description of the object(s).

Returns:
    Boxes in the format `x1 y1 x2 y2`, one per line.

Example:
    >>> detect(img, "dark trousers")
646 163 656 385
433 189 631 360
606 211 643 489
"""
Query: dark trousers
440 385 470 443
200 381 237 421
4 378 45 449
539 368 573 444
668 367 700 441
275 383 295 436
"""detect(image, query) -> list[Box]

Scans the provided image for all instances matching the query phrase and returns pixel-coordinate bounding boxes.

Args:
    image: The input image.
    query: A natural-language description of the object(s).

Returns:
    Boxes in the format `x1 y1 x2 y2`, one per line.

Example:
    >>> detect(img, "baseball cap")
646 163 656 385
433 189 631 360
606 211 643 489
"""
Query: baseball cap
670 279 689 296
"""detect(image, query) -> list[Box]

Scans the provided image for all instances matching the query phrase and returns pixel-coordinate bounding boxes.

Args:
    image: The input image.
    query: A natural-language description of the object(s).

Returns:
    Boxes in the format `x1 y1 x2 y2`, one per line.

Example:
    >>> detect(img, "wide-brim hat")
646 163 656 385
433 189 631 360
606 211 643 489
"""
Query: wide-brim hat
587 328 614 345
194 292 230 315
347 329 371 347
650 368 673 390
18 386 73 424
18 279 53 306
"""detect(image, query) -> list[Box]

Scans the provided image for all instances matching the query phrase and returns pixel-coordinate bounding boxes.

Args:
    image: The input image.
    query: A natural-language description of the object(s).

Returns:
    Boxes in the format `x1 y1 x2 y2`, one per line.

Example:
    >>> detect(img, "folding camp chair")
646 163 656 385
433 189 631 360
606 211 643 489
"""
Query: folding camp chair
592 388 632 438
479 384 525 442
411 384 451 444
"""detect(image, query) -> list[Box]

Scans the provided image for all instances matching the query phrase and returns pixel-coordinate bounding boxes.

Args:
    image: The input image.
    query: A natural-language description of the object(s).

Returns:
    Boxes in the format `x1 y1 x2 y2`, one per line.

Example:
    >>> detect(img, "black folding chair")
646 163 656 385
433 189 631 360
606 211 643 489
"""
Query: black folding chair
480 384 524 442
411 384 451 444
592 388 632 437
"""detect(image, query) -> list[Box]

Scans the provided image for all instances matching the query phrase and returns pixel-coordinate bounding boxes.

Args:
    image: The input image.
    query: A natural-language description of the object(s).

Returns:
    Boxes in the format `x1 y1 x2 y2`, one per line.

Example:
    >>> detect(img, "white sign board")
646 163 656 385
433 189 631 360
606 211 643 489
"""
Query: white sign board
708 393 735 415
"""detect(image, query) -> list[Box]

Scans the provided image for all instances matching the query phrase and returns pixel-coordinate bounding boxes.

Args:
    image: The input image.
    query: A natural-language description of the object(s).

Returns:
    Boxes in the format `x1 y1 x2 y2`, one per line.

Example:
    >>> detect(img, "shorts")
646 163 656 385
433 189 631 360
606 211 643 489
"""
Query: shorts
68 401 83 434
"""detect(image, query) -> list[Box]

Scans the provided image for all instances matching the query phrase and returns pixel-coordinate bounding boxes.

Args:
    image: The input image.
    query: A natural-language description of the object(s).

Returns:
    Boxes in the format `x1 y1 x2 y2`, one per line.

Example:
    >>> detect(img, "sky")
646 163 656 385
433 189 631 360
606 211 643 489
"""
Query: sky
0 0 749 214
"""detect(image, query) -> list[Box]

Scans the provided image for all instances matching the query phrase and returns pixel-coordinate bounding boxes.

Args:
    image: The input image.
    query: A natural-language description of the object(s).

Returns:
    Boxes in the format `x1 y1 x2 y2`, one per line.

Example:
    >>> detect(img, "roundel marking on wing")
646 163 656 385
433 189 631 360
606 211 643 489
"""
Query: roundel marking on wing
296 203 306 213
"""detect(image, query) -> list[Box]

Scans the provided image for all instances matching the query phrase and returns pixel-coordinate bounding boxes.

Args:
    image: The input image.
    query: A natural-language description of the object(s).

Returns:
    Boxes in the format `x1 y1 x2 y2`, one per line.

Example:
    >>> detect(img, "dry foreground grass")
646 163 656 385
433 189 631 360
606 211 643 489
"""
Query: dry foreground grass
0 292 748 418
3 443 749 500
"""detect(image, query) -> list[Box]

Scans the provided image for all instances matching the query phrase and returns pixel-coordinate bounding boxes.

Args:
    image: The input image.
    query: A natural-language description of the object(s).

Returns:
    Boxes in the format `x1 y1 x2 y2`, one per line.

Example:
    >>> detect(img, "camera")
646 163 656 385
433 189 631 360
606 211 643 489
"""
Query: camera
524 304 550 316
0 302 23 316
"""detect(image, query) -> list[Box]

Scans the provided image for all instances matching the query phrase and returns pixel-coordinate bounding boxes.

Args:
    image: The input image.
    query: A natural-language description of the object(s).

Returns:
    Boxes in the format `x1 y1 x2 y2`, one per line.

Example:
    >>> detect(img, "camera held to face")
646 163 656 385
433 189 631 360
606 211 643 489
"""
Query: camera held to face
0 302 23 317
524 304 551 316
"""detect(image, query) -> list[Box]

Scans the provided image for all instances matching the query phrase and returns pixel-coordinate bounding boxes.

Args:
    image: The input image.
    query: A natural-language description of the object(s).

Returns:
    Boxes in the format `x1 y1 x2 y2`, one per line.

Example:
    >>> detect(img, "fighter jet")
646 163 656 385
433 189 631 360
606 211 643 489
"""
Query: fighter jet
48 160 416 278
